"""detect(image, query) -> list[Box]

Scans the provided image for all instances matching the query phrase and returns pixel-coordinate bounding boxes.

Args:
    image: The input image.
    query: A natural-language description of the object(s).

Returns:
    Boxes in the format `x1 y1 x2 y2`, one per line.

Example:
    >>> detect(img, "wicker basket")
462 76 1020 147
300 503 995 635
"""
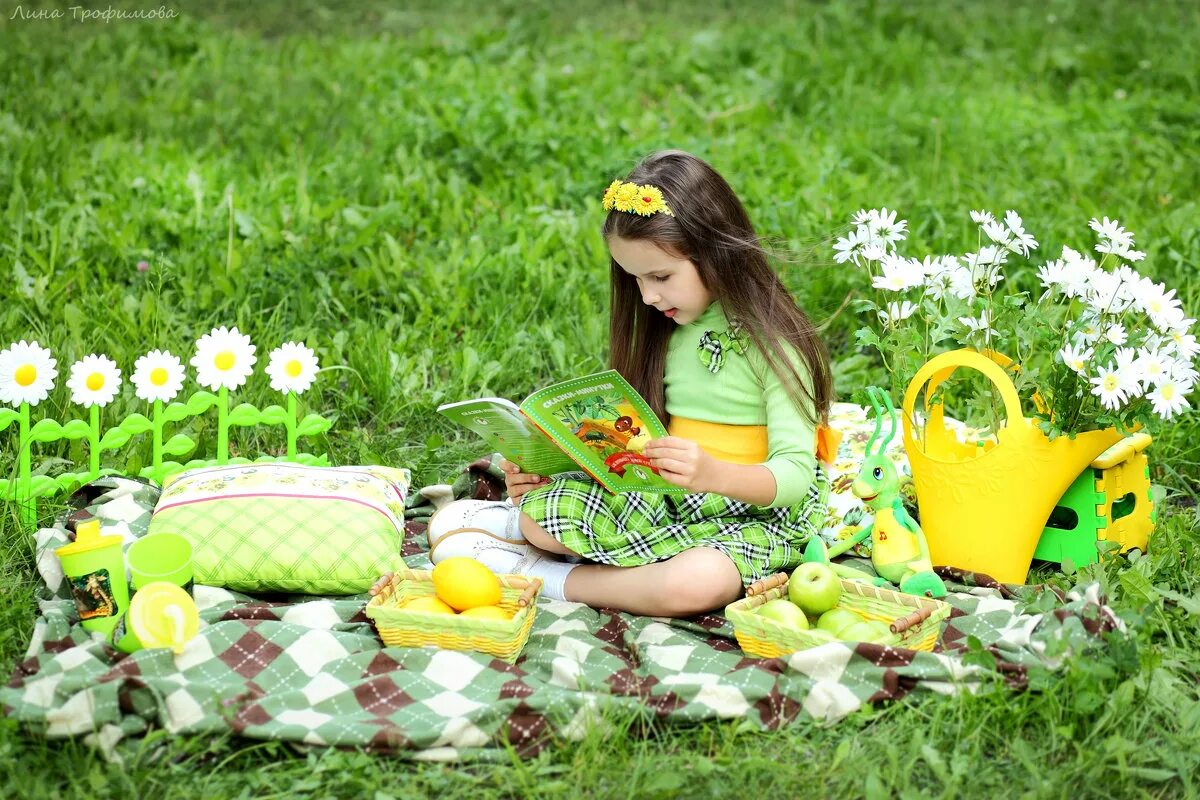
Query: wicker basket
365 567 542 664
725 572 951 658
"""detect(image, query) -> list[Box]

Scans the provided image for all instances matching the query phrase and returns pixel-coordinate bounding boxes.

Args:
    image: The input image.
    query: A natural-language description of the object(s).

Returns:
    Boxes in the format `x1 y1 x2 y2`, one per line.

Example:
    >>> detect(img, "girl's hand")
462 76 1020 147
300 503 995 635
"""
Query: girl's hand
501 457 550 501
643 437 718 494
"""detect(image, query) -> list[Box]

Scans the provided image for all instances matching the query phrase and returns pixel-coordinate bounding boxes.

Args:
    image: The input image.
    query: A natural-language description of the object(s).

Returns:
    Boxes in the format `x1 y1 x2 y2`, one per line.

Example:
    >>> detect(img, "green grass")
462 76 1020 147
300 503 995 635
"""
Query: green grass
2 0 1199 796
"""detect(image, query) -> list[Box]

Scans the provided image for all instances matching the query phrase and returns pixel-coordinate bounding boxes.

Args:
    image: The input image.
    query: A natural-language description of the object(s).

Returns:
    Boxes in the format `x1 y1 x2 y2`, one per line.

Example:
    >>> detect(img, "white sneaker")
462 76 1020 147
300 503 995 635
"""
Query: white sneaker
428 499 529 571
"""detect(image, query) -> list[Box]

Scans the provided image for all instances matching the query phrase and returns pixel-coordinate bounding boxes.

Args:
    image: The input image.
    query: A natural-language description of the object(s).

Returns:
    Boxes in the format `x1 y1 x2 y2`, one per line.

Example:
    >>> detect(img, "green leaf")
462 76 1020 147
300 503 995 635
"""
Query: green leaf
258 404 290 426
29 475 59 497
98 426 133 450
55 471 92 492
161 400 191 424
162 433 197 457
186 391 221 415
119 413 154 435
0 408 20 432
59 419 93 439
227 403 262 427
27 418 65 443
295 413 332 437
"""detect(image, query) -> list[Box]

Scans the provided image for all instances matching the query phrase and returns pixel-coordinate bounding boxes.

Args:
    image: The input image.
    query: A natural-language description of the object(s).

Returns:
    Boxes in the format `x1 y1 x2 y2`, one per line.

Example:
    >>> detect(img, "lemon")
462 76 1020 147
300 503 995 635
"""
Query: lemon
459 605 512 622
431 557 502 611
401 595 456 615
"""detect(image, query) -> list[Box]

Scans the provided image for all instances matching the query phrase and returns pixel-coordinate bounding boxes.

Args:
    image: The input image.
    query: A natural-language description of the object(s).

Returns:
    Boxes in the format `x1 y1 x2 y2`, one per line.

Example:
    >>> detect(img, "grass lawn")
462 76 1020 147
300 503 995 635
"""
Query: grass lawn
2 0 1199 796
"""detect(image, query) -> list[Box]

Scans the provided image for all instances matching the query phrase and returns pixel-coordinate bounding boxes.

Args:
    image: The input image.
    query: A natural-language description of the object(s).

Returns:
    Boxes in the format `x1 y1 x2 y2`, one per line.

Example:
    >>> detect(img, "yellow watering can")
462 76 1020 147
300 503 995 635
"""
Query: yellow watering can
901 349 1124 584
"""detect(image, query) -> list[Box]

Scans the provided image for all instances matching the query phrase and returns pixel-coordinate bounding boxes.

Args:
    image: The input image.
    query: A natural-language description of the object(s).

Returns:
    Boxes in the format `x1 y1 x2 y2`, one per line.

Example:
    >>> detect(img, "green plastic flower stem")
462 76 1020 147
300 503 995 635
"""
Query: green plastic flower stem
287 392 298 457
152 399 163 468
18 402 33 528
217 386 229 464
89 404 100 478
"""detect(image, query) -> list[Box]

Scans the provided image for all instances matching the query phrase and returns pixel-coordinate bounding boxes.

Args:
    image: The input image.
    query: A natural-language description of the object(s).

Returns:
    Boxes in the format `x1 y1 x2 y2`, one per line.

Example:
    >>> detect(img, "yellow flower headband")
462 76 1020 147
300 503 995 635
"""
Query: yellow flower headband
602 180 674 217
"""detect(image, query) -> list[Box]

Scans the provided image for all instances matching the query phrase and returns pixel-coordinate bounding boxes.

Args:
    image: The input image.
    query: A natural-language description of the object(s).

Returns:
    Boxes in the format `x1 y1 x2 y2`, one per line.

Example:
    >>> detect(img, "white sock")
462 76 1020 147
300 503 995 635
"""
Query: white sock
515 548 578 602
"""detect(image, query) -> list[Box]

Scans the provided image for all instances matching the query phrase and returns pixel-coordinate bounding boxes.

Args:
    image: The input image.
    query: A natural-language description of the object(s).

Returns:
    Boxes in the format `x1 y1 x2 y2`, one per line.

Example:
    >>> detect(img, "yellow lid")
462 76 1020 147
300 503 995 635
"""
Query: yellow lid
55 519 125 557
128 582 200 654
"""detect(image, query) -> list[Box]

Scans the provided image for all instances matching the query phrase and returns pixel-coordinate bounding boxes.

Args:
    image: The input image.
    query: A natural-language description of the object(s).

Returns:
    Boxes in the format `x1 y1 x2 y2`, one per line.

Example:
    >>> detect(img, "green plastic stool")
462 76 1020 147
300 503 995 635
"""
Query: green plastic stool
1034 433 1155 568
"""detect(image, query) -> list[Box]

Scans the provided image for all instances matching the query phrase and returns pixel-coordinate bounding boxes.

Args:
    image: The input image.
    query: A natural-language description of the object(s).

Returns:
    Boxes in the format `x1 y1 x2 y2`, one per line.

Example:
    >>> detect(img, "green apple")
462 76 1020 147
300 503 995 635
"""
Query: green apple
803 629 838 644
757 598 810 630
788 562 842 616
837 620 894 642
816 608 861 637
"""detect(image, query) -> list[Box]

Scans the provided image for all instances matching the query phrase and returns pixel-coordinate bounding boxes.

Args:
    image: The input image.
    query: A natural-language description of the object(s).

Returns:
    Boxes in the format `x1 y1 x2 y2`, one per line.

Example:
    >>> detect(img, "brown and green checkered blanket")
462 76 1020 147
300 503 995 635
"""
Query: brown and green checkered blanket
2 464 1127 761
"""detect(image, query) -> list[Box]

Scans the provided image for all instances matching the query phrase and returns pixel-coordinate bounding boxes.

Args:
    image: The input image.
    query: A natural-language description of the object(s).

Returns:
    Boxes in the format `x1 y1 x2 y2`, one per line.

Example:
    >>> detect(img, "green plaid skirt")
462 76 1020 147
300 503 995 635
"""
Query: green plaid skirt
518 466 831 586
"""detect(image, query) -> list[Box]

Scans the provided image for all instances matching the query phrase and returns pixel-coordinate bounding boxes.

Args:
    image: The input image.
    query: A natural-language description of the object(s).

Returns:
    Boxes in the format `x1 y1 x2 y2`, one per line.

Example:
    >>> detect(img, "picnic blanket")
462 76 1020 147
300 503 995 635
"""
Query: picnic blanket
2 466 1127 762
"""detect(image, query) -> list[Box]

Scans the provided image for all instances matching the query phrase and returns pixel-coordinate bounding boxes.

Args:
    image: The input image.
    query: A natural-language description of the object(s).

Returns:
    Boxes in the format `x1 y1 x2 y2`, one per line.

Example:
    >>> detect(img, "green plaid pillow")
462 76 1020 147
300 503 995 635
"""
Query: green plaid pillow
147 464 410 594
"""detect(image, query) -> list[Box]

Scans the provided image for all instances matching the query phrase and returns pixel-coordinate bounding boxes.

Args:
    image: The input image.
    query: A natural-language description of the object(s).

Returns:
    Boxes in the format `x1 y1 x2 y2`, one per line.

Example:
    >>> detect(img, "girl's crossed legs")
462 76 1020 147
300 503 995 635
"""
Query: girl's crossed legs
517 512 743 617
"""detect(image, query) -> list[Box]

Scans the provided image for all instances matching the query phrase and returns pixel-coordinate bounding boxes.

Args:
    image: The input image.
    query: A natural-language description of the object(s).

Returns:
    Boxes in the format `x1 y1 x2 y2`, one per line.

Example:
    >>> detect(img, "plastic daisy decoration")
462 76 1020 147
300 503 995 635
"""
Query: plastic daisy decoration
66 354 122 407
265 342 320 395
131 350 186 403
191 326 256 391
0 341 58 407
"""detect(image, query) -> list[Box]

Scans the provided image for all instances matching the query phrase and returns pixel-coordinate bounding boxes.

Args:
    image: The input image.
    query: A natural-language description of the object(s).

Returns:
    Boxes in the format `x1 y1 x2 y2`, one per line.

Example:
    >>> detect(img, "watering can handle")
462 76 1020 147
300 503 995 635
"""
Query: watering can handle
903 349 1026 440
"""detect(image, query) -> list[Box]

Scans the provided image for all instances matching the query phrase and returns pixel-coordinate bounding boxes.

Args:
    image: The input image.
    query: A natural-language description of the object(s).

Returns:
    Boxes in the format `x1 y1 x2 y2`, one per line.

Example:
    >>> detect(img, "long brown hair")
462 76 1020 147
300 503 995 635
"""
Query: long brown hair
604 150 833 427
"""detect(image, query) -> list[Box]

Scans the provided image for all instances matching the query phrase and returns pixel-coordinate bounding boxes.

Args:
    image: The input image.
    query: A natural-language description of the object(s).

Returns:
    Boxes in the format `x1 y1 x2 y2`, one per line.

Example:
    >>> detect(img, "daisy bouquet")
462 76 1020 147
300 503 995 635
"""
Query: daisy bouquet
835 209 1198 438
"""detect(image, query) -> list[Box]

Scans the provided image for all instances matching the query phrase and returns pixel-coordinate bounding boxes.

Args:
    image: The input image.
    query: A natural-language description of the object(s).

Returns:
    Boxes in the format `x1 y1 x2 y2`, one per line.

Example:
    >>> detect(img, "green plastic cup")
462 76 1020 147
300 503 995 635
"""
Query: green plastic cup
55 519 130 637
126 532 194 595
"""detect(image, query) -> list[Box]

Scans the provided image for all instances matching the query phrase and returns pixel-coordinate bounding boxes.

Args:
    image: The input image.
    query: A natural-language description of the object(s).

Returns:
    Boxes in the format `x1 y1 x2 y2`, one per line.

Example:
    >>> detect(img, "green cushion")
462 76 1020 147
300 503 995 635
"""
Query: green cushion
147 464 410 594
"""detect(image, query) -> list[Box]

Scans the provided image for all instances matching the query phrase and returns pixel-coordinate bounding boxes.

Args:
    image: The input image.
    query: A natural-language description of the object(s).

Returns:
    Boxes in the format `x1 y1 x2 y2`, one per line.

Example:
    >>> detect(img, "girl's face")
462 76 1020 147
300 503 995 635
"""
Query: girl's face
609 236 713 326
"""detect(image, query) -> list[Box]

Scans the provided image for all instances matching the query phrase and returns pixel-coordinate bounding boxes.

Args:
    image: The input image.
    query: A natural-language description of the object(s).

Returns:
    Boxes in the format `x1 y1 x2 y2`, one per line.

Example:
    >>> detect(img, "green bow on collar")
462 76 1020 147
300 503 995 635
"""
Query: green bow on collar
697 323 746 373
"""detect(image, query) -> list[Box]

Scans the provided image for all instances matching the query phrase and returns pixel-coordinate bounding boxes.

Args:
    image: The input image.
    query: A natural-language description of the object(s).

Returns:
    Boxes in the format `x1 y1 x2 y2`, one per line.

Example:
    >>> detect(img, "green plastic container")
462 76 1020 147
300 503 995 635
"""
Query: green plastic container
55 519 129 636
127 532 194 595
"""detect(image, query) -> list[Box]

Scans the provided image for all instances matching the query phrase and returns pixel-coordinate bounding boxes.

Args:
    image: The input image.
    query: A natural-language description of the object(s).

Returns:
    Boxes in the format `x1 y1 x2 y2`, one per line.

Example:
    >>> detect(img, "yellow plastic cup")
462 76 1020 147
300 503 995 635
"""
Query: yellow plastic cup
126 532 194 595
55 519 129 636
902 349 1123 584
110 582 200 655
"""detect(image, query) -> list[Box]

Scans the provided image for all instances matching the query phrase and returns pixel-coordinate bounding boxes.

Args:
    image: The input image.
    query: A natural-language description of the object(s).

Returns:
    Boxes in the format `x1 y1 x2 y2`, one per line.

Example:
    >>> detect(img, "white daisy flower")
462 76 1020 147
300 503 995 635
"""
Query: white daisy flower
1147 378 1190 420
947 265 977 300
1037 259 1067 292
1136 280 1183 330
131 350 186 403
1089 363 1128 411
265 342 320 395
866 208 908 246
190 326 256 392
1135 347 1171 389
958 309 996 338
1097 241 1146 262
1104 322 1128 347
1089 216 1133 249
0 341 58 407
1059 344 1093 375
1169 358 1198 389
832 227 869 265
1003 210 1039 255
1113 347 1144 396
878 301 918 327
1166 327 1200 360
66 354 122 407
871 253 924 292
982 220 1012 248
970 209 995 225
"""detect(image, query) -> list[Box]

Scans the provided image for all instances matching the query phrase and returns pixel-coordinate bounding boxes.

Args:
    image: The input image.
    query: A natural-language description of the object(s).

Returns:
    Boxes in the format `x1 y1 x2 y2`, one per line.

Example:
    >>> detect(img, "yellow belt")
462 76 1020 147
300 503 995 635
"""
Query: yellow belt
668 417 843 465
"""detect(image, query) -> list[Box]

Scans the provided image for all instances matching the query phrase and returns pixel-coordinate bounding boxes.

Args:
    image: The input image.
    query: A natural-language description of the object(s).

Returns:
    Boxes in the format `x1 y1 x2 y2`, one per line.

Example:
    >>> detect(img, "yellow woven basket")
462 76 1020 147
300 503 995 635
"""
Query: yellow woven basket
725 573 952 659
365 567 542 664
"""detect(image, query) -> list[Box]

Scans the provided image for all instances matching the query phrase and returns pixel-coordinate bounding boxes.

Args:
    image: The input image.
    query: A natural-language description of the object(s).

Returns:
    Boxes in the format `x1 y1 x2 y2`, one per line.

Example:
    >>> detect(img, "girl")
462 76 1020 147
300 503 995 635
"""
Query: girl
408 150 834 617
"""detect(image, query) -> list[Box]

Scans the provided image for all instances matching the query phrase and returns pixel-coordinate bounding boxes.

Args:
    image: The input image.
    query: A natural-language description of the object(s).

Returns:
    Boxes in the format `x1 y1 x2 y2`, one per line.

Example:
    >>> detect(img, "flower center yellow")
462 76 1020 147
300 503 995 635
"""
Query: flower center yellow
86 372 105 391
215 351 236 371
286 359 303 377
1161 384 1176 400
14 364 37 386
150 367 168 386
1103 375 1119 391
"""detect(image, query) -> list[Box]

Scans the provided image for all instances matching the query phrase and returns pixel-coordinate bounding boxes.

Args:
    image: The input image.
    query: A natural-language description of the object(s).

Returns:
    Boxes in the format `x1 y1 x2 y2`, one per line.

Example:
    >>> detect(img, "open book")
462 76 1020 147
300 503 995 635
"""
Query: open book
437 370 684 494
